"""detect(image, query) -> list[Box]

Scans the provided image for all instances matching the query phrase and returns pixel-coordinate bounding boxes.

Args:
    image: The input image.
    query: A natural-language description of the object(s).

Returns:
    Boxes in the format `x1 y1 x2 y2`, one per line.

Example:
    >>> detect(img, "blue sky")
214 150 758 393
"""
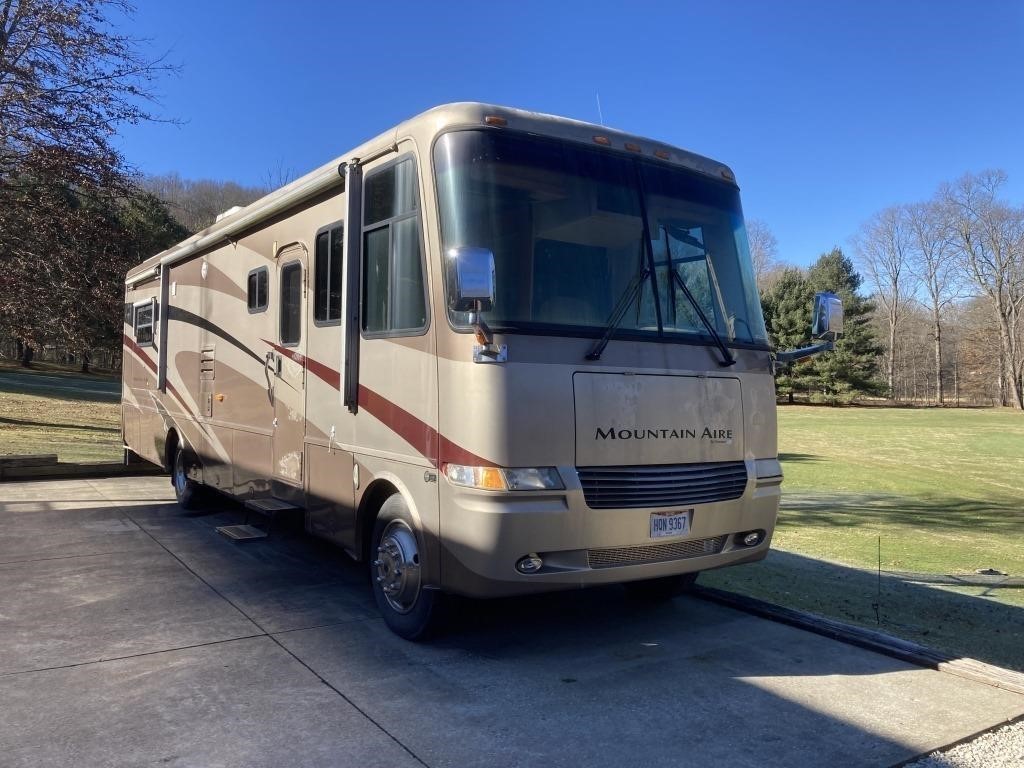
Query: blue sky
116 0 1023 268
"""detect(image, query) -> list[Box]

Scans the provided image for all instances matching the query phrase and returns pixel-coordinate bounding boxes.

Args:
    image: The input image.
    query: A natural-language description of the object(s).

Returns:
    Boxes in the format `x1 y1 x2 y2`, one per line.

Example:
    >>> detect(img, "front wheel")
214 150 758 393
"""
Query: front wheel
172 443 204 510
623 572 699 601
371 494 443 640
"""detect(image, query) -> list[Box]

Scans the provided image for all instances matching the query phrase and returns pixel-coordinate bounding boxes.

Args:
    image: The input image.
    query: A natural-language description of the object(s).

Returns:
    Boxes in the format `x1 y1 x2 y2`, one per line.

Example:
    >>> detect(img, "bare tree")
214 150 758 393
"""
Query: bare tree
854 205 917 399
906 200 960 403
260 159 297 192
0 0 175 181
0 0 176 366
745 218 779 286
941 171 1024 409
141 173 265 233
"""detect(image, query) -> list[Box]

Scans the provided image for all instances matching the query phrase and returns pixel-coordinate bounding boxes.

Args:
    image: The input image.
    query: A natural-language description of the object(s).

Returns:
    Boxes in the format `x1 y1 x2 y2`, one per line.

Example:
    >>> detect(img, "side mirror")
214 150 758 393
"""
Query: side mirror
446 246 495 313
775 292 844 366
812 292 843 341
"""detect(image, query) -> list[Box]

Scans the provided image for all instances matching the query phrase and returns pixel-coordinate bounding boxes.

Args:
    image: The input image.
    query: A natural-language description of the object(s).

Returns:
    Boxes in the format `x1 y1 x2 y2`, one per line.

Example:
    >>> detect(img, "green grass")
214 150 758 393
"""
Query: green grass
702 405 1024 670
774 407 1024 579
0 384 122 463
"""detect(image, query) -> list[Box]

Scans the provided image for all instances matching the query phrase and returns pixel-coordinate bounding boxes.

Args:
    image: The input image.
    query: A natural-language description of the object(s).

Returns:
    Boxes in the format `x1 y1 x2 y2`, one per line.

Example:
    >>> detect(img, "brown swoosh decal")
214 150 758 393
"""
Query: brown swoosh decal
124 334 157 374
123 334 201 424
261 339 490 467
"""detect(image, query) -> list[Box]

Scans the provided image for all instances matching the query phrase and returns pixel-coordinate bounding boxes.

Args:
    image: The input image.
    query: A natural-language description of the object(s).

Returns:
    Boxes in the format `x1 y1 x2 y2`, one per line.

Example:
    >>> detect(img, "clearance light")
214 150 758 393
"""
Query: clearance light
593 135 611 146
624 142 642 153
721 168 736 182
484 115 507 127
444 464 564 491
654 149 671 160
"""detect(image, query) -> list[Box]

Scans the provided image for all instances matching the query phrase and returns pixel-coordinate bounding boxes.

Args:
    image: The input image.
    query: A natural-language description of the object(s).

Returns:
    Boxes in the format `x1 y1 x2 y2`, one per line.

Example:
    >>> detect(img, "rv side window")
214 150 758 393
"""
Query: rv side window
247 267 268 312
361 157 427 335
314 223 343 324
280 261 302 346
134 300 155 347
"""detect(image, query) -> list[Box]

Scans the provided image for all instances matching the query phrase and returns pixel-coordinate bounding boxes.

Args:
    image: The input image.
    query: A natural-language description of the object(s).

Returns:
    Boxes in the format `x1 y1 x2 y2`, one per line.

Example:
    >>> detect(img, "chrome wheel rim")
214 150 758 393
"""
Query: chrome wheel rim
173 449 188 496
374 520 421 614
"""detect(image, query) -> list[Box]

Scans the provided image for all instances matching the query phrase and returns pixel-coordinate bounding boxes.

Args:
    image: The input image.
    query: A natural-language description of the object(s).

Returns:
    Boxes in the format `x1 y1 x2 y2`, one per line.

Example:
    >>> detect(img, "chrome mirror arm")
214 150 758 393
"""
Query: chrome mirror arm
773 340 835 366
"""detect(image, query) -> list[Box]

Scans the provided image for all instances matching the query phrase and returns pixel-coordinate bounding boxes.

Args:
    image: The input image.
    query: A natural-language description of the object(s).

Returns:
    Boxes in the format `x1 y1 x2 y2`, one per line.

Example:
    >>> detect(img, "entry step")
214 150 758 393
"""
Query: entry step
216 524 268 542
244 497 302 517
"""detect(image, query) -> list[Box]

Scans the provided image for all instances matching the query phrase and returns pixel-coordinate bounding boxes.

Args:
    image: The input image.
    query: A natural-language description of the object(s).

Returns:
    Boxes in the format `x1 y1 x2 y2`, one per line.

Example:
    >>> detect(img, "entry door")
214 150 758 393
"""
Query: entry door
272 245 308 485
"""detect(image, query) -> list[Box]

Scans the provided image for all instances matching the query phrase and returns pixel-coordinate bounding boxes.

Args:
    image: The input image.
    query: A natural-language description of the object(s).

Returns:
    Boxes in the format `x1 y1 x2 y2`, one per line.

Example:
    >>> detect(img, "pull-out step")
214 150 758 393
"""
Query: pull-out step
216 524 268 542
216 497 303 543
244 497 302 517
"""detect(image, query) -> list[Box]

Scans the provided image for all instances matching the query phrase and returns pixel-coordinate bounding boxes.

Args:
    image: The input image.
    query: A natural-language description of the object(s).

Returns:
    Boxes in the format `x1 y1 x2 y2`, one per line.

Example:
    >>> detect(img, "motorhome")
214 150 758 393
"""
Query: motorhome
122 103 841 638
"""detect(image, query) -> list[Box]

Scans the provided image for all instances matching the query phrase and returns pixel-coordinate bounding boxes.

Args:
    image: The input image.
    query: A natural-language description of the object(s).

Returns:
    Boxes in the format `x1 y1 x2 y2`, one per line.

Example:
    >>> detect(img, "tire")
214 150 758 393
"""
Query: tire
623 572 699 601
171 442 204 510
370 494 443 640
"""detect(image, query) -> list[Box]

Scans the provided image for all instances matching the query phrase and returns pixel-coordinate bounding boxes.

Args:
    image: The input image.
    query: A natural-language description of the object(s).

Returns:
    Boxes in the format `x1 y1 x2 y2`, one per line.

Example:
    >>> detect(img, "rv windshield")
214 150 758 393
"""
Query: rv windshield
434 130 768 346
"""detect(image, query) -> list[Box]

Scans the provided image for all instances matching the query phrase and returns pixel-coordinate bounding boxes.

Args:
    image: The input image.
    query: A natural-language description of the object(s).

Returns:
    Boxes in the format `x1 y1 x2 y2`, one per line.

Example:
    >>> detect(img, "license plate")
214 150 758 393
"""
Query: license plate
650 510 690 539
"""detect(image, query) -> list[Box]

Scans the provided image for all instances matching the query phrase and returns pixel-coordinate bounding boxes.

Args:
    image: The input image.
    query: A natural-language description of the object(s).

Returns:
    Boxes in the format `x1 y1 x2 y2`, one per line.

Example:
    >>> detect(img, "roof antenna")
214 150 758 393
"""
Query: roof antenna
596 91 605 126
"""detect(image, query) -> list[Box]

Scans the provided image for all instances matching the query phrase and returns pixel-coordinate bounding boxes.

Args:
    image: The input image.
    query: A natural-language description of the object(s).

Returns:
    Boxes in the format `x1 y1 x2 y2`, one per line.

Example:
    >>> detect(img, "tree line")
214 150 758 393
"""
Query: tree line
853 171 1024 409
757 170 1024 409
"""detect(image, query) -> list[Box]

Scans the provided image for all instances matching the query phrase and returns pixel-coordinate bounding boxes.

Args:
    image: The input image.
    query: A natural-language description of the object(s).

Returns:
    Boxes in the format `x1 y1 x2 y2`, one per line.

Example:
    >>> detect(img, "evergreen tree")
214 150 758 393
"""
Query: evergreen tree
761 267 813 402
804 247 883 402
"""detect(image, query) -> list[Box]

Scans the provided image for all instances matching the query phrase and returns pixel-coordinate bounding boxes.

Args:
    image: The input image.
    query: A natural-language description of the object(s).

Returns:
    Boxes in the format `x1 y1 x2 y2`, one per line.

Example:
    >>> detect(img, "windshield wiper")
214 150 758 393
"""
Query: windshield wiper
586 254 650 361
668 264 736 367
660 225 735 367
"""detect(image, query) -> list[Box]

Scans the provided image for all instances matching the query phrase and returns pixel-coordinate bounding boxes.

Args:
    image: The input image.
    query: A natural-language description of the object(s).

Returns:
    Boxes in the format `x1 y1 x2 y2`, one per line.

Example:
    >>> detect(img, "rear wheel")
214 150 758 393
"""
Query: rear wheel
623 572 699 600
371 494 443 640
171 442 203 510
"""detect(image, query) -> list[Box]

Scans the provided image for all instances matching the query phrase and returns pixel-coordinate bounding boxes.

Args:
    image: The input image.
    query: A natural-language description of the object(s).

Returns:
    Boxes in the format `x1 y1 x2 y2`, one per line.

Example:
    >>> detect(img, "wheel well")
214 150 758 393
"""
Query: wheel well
357 479 399 563
163 429 179 474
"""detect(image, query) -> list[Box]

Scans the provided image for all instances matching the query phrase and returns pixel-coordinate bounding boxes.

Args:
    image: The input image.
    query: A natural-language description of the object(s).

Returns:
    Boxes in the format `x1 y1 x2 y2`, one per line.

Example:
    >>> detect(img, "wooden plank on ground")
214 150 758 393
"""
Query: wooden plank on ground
0 454 58 467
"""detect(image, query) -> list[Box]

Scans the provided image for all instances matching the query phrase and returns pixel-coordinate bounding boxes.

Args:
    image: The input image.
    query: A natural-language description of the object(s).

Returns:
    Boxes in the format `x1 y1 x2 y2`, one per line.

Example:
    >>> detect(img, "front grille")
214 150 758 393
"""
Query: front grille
588 535 728 568
576 461 748 509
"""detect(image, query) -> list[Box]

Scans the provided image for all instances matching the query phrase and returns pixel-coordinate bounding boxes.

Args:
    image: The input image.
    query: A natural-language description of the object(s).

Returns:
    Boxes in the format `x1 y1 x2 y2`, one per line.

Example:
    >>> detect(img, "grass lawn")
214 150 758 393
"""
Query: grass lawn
775 406 1024 581
0 369 122 463
702 405 1024 670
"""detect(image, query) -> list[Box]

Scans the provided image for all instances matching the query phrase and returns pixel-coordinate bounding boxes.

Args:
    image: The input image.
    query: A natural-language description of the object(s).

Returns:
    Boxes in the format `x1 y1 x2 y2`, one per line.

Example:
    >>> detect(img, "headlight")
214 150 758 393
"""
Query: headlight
443 464 564 491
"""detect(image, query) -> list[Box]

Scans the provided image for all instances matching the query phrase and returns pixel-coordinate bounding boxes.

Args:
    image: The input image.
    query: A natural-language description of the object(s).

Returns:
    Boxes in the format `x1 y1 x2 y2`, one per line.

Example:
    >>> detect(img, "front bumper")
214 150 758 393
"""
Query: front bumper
438 462 782 598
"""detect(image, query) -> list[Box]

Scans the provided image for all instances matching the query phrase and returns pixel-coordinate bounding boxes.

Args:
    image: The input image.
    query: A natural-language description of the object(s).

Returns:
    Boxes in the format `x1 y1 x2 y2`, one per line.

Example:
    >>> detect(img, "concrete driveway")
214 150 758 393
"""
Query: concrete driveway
1 477 1021 767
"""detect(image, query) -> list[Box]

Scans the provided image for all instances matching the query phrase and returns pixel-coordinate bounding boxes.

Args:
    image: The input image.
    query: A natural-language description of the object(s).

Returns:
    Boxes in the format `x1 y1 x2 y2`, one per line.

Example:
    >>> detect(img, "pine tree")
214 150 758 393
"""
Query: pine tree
804 247 883 403
762 267 813 402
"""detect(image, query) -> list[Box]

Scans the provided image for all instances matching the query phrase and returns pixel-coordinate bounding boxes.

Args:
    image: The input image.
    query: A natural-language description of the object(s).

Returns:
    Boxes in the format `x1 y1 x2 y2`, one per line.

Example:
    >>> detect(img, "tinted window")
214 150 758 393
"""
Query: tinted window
361 158 427 334
280 262 302 345
363 228 390 333
247 267 268 312
314 225 343 323
364 158 418 225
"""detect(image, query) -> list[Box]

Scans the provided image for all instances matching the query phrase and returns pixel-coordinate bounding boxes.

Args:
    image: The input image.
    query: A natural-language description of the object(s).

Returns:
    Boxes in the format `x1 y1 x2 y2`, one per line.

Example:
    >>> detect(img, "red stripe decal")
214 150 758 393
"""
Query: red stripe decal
258 339 490 467
357 384 439 465
123 333 200 424
123 334 157 374
262 338 341 390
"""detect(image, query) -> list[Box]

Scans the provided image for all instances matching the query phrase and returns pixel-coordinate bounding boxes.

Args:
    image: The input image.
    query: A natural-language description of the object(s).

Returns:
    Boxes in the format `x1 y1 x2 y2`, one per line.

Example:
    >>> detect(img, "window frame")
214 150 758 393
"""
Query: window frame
247 266 269 314
278 259 303 348
313 221 344 327
133 297 157 348
359 153 430 340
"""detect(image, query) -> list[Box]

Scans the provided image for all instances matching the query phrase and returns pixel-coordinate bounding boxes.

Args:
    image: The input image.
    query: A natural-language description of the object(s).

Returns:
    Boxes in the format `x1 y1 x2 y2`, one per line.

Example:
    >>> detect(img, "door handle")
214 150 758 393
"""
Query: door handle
264 350 275 397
